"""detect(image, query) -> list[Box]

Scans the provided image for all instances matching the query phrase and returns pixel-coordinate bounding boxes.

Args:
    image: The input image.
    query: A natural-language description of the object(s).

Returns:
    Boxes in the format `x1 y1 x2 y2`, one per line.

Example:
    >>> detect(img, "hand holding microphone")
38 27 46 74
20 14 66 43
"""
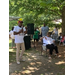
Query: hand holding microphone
19 27 23 33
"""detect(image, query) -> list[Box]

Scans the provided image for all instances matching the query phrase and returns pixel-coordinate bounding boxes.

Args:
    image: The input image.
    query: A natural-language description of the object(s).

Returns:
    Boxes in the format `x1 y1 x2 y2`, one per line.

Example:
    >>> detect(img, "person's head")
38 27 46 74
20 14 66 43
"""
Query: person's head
36 27 39 29
55 26 57 29
18 18 23 27
60 33 62 36
12 27 14 31
34 28 37 31
47 32 52 37
25 27 27 30
18 21 23 27
43 23 46 27
62 34 65 37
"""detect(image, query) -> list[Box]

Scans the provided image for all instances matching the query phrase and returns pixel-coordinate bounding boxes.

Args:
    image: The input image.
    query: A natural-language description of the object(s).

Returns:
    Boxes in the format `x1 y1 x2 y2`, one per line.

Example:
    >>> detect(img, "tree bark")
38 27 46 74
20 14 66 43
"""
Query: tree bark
61 6 65 35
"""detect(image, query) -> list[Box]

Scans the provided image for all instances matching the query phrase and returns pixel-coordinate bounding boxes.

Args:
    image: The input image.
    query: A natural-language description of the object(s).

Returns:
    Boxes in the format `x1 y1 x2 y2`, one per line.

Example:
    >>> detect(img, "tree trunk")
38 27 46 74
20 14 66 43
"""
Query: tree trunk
61 6 65 35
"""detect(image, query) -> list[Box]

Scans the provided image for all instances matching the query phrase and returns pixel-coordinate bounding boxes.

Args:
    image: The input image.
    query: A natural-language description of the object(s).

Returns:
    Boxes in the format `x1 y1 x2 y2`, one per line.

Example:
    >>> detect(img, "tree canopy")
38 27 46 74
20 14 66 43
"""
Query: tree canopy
9 0 65 35
9 0 64 23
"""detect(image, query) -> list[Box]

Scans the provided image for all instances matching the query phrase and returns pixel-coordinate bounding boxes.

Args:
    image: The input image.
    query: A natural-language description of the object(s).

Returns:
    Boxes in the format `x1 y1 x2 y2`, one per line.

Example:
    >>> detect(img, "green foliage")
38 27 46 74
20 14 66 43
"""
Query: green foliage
9 20 17 31
9 0 65 30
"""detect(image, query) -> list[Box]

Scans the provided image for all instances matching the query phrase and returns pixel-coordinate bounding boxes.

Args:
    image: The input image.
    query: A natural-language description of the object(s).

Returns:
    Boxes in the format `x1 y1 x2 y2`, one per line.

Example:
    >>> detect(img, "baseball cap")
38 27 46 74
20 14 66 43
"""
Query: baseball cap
18 21 23 23
17 18 23 23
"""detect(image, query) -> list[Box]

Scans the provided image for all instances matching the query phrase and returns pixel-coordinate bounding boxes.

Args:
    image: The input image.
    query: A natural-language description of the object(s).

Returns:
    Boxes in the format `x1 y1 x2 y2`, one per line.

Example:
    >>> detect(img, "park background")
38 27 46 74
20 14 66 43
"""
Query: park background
9 1 65 75
9 0 65 36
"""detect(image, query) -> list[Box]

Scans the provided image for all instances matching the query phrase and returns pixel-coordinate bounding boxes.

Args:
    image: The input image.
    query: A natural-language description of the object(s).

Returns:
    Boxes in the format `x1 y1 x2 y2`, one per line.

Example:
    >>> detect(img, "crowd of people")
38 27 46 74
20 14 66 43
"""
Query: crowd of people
9 18 65 64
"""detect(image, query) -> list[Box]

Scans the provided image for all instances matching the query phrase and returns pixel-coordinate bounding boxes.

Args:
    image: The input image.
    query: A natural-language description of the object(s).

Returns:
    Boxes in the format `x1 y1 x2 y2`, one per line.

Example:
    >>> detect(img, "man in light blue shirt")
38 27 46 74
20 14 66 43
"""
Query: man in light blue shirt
41 23 49 36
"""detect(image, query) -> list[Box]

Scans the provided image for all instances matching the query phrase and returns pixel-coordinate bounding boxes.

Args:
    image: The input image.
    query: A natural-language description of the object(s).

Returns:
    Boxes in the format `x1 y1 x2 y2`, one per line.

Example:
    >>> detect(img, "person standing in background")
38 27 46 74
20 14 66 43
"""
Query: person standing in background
41 23 49 37
52 26 58 41
13 18 26 64
9 27 15 49
39 26 42 37
33 28 40 48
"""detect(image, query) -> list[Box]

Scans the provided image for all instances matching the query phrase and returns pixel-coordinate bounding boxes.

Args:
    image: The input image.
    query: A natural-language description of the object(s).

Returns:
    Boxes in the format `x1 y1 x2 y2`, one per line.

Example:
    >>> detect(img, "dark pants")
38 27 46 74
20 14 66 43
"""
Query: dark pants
46 44 58 55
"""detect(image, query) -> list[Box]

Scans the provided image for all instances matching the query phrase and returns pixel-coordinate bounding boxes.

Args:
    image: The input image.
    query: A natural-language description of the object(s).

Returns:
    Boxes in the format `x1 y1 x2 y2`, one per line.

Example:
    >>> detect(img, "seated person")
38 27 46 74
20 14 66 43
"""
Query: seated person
58 33 62 40
60 35 65 46
40 32 59 59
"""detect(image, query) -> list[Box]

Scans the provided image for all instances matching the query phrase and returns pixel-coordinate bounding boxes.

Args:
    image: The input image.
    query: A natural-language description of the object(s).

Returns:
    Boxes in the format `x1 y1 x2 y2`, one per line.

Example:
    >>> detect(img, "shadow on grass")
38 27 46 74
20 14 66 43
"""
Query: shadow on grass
9 41 65 75
9 48 34 63
9 48 65 75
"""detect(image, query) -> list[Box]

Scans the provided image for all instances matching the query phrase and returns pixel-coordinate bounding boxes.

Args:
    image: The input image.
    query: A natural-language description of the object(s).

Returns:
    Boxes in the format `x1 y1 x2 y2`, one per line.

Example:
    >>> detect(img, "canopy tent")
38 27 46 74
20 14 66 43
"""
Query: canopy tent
9 16 20 21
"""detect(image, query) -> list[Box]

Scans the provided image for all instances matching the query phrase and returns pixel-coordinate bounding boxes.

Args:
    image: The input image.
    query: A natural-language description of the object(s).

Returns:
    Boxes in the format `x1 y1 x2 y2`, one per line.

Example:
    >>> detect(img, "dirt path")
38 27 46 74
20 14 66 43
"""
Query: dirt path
9 42 65 75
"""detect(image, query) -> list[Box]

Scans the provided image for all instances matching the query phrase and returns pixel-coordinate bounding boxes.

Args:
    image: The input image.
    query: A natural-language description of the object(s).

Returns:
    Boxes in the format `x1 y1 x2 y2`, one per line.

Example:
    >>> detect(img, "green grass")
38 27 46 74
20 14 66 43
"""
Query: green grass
57 73 65 75
58 64 65 69
9 52 16 63
9 39 16 63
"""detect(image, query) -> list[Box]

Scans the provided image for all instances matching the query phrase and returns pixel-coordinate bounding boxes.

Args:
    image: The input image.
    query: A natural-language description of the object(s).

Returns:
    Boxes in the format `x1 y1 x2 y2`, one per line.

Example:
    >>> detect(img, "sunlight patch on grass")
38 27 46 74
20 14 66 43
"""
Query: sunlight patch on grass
9 49 16 52
27 66 34 70
30 62 36 65
55 61 65 65
22 70 31 74
9 63 12 65
32 55 36 57
23 67 25 70
28 58 33 61
36 62 42 65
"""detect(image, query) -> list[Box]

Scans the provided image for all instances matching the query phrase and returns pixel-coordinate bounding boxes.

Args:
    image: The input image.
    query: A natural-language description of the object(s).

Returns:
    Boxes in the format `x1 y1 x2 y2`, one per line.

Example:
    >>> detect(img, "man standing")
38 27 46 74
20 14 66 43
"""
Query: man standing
13 18 26 64
41 23 49 37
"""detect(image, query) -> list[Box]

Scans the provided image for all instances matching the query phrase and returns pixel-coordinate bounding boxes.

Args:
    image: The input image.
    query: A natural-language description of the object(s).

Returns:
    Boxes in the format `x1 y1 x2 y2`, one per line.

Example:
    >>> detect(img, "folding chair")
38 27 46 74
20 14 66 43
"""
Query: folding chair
40 40 49 57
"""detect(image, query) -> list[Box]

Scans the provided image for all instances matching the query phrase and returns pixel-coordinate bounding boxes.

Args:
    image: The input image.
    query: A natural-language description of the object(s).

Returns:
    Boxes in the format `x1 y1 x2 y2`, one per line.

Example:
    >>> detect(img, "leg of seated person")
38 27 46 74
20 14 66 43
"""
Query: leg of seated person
46 44 53 57
54 45 59 56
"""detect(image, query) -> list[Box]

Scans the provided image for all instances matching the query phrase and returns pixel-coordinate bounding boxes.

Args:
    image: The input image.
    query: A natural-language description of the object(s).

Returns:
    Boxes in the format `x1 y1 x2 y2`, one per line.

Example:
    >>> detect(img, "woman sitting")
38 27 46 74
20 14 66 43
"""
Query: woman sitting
40 32 59 59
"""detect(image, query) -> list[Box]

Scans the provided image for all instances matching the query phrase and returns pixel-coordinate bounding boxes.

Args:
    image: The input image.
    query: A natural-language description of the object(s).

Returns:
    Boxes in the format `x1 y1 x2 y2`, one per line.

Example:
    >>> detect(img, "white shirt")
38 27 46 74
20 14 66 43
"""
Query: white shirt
9 30 15 39
43 36 54 46
53 28 58 34
13 26 26 43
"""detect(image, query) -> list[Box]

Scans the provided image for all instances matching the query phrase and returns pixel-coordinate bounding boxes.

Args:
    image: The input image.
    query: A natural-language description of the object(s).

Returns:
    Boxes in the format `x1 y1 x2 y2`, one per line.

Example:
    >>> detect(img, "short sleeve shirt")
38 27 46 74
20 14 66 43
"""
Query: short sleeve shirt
43 36 55 46
9 30 15 39
41 26 49 36
33 30 40 39
13 26 26 43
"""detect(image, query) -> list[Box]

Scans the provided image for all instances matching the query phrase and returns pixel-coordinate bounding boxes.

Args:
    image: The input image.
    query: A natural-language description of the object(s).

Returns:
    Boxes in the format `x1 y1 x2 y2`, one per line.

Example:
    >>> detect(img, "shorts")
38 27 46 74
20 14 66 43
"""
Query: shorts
34 39 39 42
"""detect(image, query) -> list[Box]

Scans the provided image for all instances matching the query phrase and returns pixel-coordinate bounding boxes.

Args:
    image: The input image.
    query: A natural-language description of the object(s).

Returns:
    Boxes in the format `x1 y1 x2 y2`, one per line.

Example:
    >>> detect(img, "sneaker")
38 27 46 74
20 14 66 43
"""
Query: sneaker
49 57 51 59
17 61 20 64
